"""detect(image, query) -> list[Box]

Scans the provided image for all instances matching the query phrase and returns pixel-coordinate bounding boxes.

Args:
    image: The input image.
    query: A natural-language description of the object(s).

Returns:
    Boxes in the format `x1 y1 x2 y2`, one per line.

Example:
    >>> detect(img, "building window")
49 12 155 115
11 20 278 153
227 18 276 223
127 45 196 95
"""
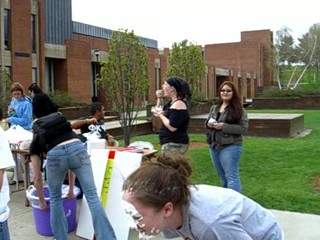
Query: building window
32 68 37 84
31 14 36 53
4 9 11 50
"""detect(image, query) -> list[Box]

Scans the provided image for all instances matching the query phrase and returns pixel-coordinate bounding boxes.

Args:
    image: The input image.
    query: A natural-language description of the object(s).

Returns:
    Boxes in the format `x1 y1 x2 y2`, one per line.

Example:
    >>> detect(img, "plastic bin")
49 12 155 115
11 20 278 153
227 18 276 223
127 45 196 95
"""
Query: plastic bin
26 184 80 236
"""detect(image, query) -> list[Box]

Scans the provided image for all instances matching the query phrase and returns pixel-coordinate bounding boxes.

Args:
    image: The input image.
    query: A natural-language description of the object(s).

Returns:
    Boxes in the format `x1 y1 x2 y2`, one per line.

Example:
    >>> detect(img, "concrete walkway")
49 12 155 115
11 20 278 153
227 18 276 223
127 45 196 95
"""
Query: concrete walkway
7 183 320 240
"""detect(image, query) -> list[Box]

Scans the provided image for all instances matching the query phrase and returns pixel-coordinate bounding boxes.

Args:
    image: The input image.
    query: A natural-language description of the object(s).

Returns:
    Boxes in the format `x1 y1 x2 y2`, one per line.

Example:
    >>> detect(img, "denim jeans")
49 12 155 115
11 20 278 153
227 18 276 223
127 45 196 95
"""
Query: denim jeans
0 220 10 240
46 140 116 240
209 145 242 193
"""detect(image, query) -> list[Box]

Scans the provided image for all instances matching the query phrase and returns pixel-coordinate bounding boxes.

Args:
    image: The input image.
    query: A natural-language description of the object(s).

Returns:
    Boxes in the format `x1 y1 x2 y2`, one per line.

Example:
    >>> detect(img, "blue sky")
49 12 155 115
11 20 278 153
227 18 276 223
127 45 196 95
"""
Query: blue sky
72 0 320 48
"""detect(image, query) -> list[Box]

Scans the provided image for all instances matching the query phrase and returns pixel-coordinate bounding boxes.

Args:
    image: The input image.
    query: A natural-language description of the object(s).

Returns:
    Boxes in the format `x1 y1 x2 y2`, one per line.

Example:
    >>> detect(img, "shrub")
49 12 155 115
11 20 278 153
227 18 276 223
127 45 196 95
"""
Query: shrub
261 83 320 97
49 90 87 107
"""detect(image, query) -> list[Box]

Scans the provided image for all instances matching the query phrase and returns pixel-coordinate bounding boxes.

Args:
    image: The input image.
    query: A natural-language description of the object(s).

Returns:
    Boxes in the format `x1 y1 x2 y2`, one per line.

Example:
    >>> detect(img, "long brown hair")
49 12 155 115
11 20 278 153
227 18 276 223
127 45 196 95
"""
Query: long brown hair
217 81 243 123
122 152 193 211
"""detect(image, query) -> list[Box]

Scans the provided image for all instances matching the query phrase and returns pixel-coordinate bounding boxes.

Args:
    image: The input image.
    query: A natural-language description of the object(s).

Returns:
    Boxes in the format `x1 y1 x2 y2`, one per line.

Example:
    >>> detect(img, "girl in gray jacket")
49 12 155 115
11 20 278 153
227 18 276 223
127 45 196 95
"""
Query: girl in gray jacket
205 81 248 193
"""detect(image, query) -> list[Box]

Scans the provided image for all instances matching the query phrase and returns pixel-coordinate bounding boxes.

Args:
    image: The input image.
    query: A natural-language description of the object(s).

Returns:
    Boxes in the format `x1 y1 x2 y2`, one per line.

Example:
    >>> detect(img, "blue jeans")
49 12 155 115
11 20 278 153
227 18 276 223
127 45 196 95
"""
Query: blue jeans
46 140 116 240
209 145 242 193
0 220 10 240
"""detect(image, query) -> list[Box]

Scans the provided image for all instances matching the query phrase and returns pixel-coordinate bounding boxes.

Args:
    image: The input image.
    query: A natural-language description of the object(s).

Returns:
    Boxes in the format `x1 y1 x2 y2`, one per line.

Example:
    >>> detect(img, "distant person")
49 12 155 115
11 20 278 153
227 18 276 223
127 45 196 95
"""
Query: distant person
71 102 115 146
5 82 33 185
6 82 33 130
30 112 116 240
28 83 58 118
153 77 191 153
0 108 9 131
122 152 284 240
0 125 16 240
205 81 248 193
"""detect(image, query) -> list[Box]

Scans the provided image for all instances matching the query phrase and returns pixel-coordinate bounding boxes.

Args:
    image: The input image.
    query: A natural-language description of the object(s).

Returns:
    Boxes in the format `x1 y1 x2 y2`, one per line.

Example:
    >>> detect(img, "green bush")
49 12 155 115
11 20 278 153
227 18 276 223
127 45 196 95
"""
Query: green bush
49 90 87 107
261 83 320 97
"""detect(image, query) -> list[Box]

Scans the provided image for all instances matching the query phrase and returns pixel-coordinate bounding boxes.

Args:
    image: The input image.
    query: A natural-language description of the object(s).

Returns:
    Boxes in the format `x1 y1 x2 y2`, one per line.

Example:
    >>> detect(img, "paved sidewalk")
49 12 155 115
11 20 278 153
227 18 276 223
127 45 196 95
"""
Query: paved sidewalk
7 184 320 240
8 184 177 240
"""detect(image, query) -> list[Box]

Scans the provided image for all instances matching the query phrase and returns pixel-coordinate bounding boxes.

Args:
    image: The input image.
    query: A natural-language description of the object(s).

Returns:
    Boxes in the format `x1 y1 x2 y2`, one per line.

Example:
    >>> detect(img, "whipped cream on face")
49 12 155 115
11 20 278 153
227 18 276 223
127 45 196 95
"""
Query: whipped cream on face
122 198 161 239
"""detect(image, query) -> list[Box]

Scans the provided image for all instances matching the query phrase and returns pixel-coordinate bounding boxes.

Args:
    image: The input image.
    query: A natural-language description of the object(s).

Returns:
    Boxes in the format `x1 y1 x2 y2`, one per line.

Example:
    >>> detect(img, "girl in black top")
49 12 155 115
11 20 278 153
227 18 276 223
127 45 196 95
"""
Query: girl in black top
28 83 58 118
153 77 191 153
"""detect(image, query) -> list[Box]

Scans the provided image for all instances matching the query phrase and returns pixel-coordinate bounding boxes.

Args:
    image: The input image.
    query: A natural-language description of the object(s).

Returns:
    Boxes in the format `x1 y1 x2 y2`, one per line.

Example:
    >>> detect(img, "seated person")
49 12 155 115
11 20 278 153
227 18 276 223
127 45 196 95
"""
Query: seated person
71 102 115 146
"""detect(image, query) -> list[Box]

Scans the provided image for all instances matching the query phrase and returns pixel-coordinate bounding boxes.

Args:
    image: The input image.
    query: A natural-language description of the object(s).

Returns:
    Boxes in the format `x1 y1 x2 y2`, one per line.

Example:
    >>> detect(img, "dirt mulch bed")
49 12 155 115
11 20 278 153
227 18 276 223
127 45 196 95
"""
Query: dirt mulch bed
313 176 320 192
189 142 207 148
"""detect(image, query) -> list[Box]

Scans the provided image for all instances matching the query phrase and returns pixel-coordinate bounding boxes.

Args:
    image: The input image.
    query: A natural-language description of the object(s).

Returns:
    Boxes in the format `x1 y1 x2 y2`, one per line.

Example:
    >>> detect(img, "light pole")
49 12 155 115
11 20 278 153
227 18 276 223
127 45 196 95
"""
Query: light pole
93 49 100 102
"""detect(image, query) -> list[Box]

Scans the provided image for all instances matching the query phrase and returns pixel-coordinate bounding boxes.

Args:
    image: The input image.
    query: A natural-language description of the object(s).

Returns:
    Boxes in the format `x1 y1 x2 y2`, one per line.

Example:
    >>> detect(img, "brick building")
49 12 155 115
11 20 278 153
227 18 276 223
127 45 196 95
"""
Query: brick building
0 0 274 108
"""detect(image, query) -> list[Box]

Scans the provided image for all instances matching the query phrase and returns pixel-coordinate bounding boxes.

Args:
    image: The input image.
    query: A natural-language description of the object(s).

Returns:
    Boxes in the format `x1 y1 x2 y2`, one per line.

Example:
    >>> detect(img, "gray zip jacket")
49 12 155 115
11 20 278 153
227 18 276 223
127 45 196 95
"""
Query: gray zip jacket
205 105 248 151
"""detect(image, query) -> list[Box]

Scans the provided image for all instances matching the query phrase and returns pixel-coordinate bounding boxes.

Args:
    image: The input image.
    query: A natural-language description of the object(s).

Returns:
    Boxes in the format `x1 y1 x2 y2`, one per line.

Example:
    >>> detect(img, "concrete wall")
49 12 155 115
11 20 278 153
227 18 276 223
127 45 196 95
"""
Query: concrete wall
252 96 320 109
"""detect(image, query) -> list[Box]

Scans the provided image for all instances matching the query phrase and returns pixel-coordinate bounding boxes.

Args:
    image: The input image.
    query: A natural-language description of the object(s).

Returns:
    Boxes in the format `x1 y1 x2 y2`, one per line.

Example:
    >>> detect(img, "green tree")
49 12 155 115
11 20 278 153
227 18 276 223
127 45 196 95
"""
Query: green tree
166 40 206 100
275 27 296 66
0 68 12 108
98 29 149 146
297 23 320 83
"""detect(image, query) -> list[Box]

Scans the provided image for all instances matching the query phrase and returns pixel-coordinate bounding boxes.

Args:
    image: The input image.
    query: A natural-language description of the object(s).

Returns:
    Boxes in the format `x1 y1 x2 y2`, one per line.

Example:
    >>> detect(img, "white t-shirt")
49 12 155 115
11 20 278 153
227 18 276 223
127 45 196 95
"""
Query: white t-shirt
0 126 16 222
0 171 10 222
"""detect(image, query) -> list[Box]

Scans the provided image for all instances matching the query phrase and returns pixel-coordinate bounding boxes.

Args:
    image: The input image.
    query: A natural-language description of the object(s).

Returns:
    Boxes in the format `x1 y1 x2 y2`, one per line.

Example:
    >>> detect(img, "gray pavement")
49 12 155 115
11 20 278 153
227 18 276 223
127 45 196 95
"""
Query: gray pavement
7 181 320 240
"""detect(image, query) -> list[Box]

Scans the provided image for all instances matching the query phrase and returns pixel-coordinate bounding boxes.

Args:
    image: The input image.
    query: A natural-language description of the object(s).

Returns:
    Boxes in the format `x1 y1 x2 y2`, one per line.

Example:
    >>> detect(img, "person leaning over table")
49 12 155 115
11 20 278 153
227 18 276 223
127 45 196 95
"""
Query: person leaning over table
153 77 191 154
27 83 58 118
205 81 248 193
29 113 116 240
122 152 284 240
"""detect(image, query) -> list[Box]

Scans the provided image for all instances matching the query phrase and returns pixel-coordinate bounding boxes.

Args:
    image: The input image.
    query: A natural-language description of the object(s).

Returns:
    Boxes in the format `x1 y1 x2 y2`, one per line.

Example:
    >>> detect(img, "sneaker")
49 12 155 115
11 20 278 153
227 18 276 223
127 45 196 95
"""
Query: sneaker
9 180 24 185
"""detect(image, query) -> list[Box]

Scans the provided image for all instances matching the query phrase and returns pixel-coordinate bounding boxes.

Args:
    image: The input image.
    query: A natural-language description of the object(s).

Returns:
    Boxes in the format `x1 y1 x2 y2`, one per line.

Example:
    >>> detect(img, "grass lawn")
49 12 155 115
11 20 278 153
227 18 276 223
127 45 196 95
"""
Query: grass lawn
120 109 320 215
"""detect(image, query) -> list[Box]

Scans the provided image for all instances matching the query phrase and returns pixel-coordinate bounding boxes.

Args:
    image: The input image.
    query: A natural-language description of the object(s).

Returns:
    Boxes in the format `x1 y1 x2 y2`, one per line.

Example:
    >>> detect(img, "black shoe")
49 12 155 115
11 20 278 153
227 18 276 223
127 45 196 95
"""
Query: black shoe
9 180 24 185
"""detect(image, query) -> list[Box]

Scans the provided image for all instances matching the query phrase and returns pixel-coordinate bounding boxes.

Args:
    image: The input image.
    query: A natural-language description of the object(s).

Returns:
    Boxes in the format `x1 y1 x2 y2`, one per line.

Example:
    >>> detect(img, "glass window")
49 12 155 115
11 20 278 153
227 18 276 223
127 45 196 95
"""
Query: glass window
32 68 37 83
4 9 11 50
31 14 36 53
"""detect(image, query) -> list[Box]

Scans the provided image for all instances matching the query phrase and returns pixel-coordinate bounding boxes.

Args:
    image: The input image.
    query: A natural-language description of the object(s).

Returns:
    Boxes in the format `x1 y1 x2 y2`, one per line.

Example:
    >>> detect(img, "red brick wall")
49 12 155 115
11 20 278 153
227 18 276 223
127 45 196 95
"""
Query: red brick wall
204 30 273 99
240 30 274 86
65 39 92 103
10 0 32 88
72 33 110 51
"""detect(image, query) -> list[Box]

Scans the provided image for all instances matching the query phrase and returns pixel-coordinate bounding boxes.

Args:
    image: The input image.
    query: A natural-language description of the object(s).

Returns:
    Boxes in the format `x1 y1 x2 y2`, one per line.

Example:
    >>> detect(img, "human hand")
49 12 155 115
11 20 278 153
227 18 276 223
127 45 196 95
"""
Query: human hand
208 118 218 128
87 118 98 125
153 109 163 117
212 122 223 130
107 134 115 146
156 90 163 98
39 199 48 211
67 190 75 199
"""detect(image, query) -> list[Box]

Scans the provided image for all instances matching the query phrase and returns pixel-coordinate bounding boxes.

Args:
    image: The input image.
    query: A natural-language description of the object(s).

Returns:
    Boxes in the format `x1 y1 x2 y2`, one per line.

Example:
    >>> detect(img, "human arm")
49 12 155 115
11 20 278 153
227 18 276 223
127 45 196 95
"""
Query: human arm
156 90 163 108
105 133 116 146
0 169 4 192
221 109 248 135
30 154 47 210
67 170 75 199
155 101 188 132
156 113 177 132
7 100 33 128
205 105 217 129
71 117 98 129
